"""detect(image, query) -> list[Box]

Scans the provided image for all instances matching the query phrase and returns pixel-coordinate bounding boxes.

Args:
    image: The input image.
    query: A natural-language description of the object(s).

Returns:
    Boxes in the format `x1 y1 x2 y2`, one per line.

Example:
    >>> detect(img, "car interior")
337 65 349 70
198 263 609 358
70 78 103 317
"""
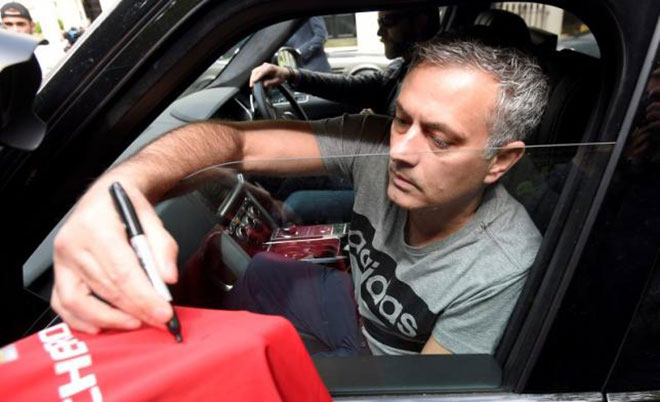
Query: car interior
13 0 624 395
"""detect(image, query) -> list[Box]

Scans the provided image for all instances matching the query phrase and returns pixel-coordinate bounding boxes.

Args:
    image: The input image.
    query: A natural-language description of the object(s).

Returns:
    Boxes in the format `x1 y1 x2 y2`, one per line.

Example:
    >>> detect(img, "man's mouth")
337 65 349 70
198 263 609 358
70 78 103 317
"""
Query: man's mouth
389 168 416 190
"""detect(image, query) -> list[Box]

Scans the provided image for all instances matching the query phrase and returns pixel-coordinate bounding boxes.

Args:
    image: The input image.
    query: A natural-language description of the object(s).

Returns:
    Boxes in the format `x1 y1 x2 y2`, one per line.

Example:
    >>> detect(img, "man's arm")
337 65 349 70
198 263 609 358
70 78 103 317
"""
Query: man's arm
51 119 324 333
250 63 390 110
421 336 452 355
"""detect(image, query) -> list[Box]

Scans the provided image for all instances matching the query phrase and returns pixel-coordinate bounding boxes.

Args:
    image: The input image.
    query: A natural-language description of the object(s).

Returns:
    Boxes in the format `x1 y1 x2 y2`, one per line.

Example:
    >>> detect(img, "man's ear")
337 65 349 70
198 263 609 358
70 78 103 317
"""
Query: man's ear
483 140 525 185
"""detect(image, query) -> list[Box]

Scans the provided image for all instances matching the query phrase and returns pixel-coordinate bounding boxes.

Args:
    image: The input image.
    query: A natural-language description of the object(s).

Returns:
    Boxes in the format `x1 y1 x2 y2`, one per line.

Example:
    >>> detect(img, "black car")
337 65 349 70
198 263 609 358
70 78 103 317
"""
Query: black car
1 0 659 400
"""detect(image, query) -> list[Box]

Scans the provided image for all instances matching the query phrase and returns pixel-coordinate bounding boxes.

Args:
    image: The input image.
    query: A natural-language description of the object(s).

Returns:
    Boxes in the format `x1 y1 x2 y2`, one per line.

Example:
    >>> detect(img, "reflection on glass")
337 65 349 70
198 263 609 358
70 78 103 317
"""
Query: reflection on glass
167 141 614 358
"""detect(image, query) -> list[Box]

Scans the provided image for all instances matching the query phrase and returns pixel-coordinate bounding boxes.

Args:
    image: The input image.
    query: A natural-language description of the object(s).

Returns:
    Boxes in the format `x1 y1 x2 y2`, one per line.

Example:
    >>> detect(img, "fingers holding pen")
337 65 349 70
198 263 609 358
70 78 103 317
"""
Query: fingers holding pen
52 180 175 331
90 236 173 327
51 271 141 333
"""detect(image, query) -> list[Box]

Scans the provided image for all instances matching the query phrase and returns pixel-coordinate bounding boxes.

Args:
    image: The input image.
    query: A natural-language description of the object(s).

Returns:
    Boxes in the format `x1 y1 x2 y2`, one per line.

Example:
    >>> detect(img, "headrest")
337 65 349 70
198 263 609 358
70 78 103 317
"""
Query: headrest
471 9 533 51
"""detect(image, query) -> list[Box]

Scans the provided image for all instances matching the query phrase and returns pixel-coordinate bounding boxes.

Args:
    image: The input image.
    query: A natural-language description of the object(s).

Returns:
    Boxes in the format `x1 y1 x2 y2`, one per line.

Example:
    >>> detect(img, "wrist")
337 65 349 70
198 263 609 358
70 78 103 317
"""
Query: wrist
102 163 161 203
286 66 301 87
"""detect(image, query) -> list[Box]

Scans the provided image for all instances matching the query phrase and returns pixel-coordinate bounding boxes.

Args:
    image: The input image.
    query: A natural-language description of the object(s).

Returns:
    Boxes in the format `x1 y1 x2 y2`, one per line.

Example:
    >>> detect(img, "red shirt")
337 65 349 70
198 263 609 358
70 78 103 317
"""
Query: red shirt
0 306 331 402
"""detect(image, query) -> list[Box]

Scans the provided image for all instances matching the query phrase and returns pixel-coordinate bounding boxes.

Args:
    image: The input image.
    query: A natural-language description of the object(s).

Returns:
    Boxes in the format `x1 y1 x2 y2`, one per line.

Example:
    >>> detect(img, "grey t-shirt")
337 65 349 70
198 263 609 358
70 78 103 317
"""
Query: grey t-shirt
312 114 542 355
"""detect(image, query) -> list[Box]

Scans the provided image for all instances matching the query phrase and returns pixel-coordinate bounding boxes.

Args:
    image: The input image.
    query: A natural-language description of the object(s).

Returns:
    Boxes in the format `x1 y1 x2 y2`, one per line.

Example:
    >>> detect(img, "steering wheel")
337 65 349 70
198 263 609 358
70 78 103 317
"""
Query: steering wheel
252 81 308 120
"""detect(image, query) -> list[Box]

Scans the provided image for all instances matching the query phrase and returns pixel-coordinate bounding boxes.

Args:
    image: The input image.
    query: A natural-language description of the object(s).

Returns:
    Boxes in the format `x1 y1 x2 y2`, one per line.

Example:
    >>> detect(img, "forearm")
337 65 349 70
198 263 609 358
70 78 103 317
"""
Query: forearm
290 69 386 107
100 119 323 202
106 121 243 202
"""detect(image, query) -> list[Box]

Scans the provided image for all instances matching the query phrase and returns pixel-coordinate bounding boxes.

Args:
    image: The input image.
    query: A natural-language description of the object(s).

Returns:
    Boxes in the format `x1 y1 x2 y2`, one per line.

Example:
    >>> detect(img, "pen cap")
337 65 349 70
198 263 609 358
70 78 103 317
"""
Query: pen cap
109 182 144 237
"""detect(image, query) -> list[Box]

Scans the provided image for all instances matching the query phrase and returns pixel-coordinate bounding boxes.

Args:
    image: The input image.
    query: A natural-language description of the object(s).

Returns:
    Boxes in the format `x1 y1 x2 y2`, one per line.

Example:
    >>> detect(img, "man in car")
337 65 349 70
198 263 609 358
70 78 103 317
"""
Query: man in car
250 7 441 115
51 36 548 355
250 7 441 223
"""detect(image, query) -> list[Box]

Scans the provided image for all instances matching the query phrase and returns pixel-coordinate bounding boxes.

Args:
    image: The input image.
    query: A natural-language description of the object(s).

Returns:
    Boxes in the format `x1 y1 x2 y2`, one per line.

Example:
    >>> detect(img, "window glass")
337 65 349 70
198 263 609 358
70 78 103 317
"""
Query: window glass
157 5 613 361
26 3 618 393
493 2 600 58
603 48 660 394
324 13 357 43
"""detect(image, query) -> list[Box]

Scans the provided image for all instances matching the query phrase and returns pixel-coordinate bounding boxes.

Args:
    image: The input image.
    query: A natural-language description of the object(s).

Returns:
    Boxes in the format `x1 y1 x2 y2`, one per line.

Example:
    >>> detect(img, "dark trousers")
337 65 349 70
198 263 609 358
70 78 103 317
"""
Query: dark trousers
221 252 369 357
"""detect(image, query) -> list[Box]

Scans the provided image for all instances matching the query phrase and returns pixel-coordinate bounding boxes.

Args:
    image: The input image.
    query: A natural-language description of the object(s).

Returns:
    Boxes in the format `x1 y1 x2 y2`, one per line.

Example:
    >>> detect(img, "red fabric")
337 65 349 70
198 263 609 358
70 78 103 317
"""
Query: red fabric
0 307 331 402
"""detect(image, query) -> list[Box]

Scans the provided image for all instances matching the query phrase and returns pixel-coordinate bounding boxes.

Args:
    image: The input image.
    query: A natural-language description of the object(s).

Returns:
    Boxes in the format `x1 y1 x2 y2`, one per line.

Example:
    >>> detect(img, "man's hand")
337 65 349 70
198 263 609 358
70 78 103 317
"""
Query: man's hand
50 118 324 333
51 174 179 334
249 63 291 88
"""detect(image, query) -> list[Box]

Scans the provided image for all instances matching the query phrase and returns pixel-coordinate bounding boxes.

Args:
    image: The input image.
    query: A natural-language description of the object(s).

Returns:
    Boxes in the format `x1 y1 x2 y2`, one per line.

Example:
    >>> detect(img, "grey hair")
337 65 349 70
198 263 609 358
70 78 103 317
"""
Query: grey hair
410 36 549 158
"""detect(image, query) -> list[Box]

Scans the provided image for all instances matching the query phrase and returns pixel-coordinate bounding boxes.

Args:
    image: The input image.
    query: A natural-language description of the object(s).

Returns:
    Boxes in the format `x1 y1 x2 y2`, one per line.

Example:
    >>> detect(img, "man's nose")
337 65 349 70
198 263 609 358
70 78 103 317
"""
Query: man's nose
377 24 385 38
390 126 422 165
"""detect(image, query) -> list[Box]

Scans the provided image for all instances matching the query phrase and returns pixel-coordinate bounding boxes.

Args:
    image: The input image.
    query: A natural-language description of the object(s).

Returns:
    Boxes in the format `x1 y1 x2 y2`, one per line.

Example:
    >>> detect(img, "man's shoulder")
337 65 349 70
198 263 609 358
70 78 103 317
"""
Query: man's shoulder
478 184 542 272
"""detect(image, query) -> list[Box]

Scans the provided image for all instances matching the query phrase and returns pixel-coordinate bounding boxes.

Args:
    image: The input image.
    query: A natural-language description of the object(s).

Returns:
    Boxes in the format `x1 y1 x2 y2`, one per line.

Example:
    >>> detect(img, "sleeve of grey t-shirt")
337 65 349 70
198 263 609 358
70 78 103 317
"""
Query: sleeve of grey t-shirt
311 114 392 184
432 270 528 354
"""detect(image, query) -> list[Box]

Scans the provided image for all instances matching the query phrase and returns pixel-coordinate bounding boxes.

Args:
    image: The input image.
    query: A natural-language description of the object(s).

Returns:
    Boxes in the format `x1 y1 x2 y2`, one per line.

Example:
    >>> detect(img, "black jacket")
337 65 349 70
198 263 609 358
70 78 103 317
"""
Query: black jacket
289 58 407 115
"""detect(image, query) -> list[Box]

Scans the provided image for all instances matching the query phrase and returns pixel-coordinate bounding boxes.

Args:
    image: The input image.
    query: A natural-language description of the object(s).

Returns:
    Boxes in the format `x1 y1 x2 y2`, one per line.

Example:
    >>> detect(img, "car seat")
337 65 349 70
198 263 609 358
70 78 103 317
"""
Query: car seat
470 10 604 363
471 9 602 233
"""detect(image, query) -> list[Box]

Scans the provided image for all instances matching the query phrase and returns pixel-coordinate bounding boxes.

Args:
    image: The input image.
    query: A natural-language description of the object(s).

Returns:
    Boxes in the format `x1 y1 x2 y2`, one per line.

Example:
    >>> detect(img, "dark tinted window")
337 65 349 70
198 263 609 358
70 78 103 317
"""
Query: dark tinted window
604 47 660 394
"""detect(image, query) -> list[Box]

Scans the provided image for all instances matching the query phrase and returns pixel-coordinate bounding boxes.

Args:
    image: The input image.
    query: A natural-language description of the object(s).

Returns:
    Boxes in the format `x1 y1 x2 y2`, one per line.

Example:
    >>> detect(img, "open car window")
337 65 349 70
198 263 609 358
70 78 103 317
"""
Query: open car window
132 4 617 376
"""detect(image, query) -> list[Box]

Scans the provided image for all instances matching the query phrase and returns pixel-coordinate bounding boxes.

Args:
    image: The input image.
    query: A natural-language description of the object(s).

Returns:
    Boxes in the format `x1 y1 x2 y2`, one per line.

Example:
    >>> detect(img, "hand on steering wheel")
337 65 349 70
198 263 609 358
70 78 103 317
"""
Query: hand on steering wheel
252 81 308 121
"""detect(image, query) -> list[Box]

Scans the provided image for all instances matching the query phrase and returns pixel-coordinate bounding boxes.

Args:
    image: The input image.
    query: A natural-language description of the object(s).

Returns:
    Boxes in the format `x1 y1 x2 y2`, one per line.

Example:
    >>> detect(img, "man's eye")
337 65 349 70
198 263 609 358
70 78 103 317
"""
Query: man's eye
430 135 449 149
393 117 410 129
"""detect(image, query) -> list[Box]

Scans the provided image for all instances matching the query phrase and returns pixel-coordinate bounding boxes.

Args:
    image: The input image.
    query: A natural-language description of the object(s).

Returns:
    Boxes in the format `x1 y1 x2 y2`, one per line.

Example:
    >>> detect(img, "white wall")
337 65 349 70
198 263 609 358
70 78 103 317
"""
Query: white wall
98 0 120 13
355 12 383 53
54 0 88 29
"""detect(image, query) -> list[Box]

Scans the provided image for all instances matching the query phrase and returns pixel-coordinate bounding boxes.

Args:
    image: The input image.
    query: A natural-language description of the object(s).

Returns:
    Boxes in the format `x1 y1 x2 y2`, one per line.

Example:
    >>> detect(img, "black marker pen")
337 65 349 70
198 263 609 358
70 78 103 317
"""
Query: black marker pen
109 182 183 343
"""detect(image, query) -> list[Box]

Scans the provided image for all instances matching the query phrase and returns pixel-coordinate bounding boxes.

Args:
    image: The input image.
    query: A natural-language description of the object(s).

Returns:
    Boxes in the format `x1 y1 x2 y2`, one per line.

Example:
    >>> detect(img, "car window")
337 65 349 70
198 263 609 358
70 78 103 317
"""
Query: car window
29 1 609 346
19 0 628 396
591 48 660 395
146 3 614 362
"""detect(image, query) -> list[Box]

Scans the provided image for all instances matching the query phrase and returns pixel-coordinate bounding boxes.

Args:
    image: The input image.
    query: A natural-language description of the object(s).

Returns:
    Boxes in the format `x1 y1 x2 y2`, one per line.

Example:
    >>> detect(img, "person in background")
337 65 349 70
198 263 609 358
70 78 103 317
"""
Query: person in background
251 8 440 115
1 1 64 78
250 8 441 224
285 16 331 72
63 26 85 52
1 2 33 34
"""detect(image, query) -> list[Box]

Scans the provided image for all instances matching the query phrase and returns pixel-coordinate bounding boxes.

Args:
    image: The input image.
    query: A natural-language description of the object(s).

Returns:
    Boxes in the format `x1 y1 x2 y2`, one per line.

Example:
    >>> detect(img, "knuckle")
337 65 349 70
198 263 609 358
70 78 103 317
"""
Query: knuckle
50 291 62 313
53 229 71 254
107 263 132 285
58 290 78 310
103 289 123 306
167 236 179 255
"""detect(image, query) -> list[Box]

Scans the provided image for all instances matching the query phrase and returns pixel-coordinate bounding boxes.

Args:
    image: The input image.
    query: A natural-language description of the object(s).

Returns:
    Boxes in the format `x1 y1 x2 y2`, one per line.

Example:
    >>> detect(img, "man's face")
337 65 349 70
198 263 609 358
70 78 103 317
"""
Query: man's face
1 14 33 35
387 64 500 212
377 11 416 59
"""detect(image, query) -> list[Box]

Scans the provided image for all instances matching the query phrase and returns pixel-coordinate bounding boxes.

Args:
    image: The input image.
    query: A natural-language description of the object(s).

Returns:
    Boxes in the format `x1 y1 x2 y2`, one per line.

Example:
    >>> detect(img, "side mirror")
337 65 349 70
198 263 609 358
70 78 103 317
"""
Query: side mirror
273 47 301 69
0 31 46 151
